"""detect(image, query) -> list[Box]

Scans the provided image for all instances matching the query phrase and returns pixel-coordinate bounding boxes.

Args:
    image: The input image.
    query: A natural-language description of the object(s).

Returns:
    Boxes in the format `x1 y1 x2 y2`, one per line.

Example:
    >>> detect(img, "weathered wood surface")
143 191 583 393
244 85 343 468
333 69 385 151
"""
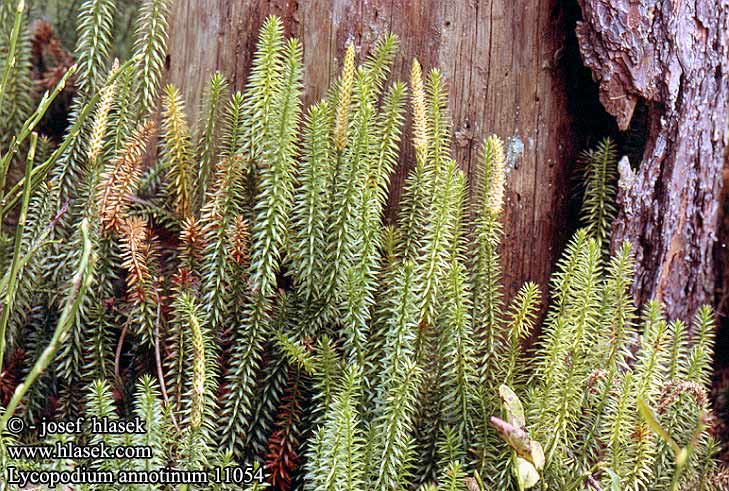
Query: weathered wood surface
166 0 577 302
576 0 729 318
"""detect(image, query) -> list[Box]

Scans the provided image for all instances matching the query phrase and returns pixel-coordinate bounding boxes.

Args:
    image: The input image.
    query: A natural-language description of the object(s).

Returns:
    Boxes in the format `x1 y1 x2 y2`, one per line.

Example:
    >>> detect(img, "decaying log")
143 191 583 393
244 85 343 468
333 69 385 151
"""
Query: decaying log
576 0 729 318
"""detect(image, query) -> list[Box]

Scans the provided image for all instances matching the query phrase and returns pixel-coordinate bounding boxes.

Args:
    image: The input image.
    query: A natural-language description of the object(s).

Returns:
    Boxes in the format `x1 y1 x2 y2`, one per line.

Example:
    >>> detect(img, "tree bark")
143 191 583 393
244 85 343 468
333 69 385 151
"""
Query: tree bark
164 0 577 303
576 0 729 319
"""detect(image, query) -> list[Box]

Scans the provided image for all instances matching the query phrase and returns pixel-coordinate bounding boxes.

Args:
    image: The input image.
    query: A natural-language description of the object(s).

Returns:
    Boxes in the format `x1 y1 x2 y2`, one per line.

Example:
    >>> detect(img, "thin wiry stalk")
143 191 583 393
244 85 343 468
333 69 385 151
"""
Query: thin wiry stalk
0 133 37 370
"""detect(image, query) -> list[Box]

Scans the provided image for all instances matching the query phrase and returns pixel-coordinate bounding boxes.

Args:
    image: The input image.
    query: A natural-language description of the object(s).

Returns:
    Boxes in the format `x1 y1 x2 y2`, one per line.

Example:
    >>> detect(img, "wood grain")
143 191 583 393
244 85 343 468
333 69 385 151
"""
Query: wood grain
165 0 577 303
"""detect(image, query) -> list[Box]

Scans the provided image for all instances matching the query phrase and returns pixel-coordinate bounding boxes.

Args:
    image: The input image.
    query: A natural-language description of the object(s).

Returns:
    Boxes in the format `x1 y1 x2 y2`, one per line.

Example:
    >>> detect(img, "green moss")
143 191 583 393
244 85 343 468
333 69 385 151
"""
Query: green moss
0 5 722 490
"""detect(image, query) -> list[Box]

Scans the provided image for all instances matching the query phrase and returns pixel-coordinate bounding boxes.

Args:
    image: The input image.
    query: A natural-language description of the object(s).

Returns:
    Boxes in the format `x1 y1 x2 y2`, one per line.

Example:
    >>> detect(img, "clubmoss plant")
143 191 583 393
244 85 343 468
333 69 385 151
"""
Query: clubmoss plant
0 3 724 491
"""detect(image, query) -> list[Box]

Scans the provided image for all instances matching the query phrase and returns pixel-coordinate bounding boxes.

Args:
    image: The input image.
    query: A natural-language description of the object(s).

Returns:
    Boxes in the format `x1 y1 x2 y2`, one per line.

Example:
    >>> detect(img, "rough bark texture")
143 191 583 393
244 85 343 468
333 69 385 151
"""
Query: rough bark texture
165 0 577 302
576 0 729 319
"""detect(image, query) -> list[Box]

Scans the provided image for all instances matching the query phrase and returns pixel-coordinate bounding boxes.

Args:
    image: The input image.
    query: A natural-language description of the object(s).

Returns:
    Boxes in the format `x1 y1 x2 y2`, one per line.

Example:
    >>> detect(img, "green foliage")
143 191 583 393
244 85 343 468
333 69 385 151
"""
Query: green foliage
28 0 139 56
0 5 724 491
161 84 195 218
579 137 618 250
194 72 230 209
74 0 116 97
305 365 366 491
220 91 246 159
131 375 167 483
437 260 476 448
248 36 303 301
132 0 172 116
48 0 115 204
287 101 334 304
0 1 33 155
